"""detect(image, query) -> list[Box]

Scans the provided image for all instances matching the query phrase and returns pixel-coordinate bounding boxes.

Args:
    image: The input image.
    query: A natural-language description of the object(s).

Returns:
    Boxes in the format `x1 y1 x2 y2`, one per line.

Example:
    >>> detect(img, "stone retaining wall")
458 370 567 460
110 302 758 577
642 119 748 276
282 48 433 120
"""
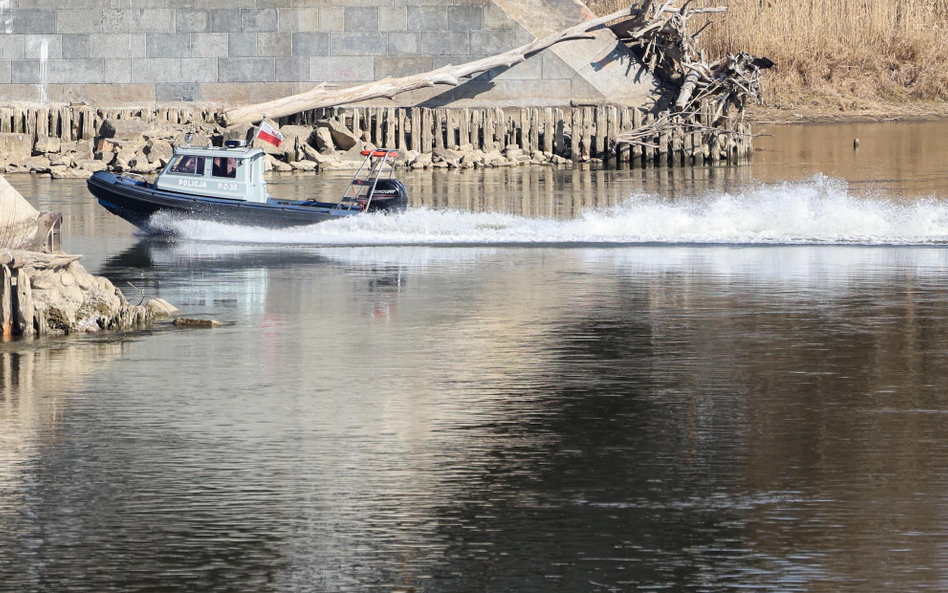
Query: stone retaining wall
0 0 658 108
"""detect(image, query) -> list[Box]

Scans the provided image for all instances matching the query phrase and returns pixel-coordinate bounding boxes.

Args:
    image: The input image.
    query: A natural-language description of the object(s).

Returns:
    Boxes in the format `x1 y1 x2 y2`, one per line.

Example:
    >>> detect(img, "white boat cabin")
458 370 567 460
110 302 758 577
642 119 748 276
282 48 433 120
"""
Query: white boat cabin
156 145 269 203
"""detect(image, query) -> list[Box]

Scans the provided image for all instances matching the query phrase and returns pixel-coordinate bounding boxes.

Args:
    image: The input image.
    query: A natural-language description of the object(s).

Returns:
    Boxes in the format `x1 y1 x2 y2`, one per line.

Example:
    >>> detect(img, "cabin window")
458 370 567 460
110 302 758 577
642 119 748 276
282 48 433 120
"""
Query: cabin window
170 155 205 175
212 157 237 179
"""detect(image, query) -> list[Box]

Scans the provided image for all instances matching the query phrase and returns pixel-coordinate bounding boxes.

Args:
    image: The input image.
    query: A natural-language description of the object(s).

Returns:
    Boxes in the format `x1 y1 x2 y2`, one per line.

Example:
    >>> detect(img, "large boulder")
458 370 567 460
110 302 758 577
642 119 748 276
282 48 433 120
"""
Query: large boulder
432 147 462 167
27 261 155 335
316 119 360 151
0 132 32 160
145 139 174 164
34 134 61 154
99 118 153 141
313 126 335 154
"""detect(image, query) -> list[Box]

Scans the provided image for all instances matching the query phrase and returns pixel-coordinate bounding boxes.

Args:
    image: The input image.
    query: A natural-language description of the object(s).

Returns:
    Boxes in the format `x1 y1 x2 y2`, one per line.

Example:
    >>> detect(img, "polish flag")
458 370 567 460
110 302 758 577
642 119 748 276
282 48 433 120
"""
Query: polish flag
256 122 284 147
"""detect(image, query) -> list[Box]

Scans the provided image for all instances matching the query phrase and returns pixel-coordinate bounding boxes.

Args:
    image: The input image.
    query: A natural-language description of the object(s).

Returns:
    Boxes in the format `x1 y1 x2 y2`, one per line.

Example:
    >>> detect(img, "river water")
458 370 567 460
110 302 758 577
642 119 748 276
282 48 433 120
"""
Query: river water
2 120 948 592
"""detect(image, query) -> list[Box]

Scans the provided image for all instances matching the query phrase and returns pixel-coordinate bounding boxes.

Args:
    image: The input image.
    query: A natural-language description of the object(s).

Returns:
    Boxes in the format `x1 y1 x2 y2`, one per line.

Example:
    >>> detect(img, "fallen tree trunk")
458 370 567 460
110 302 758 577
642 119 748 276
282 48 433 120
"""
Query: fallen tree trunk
221 5 642 127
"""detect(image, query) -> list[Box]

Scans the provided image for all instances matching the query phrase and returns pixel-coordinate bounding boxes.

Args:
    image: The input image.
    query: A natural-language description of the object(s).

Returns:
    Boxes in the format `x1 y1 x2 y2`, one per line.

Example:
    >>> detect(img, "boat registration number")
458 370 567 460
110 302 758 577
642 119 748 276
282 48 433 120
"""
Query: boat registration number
217 182 238 192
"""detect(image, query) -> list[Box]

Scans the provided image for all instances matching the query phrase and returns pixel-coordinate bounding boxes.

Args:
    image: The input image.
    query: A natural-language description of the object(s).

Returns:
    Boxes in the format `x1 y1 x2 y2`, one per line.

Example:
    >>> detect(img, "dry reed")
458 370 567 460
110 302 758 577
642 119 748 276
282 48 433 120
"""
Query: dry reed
588 0 948 109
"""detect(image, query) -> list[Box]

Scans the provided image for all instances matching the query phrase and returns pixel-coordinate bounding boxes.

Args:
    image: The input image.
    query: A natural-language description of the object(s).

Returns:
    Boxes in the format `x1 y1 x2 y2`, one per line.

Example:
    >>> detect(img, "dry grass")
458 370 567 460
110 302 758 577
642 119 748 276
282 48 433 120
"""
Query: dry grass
588 0 948 113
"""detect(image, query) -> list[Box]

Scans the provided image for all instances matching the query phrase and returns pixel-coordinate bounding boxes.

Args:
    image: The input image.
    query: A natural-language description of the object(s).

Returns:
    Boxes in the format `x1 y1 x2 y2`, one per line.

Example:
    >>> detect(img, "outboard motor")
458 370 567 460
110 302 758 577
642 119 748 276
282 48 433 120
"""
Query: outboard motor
365 178 409 212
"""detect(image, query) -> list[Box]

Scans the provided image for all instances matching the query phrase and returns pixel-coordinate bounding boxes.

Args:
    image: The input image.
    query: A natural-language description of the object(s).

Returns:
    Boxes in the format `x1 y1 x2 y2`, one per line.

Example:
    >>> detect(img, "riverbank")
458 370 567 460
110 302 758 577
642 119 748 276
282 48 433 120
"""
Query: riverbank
748 102 948 125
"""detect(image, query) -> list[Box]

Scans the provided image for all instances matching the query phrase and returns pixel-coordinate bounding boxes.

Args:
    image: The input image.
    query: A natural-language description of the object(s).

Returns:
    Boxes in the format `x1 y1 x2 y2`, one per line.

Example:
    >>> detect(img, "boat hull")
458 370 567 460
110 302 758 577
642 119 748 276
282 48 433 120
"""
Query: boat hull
88 172 366 233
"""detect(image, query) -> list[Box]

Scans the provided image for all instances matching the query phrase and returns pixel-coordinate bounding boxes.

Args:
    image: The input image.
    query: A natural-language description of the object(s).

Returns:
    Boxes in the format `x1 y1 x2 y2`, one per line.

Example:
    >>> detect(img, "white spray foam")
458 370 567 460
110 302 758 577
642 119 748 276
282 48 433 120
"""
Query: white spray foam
151 176 948 246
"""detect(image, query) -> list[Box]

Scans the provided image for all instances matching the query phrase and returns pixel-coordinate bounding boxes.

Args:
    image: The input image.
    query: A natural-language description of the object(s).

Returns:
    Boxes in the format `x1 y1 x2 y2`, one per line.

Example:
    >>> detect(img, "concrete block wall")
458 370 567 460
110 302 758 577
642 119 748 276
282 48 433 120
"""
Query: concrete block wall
0 0 655 108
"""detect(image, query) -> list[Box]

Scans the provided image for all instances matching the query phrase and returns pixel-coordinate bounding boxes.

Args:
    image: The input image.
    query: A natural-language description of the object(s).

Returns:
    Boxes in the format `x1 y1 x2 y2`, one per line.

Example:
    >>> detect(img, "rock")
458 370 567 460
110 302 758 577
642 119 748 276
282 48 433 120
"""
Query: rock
67 261 96 290
0 132 32 160
99 118 152 140
146 298 179 317
398 150 418 166
432 147 462 167
504 146 524 159
95 276 114 294
307 151 339 166
313 126 335 153
73 140 95 160
75 159 108 172
290 160 318 171
222 123 253 145
145 139 174 164
114 146 140 164
94 150 115 163
300 143 321 161
49 154 74 167
50 167 92 180
34 134 61 154
172 132 211 148
340 143 367 162
24 156 51 173
278 125 313 147
264 154 292 172
173 317 222 328
129 156 158 174
483 149 506 167
31 270 58 290
410 152 432 169
320 159 364 170
316 119 361 150
460 151 484 167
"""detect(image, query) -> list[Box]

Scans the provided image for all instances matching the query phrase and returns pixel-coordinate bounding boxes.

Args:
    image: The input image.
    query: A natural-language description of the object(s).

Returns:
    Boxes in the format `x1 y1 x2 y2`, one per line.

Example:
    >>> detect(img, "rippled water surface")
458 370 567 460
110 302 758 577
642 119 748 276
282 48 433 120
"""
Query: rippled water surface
3 121 948 592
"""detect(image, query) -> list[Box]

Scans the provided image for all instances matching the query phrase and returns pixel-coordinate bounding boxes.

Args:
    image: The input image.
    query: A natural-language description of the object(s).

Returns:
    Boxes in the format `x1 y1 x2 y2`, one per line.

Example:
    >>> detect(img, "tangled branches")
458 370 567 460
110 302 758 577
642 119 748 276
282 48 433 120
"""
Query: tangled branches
610 1 773 152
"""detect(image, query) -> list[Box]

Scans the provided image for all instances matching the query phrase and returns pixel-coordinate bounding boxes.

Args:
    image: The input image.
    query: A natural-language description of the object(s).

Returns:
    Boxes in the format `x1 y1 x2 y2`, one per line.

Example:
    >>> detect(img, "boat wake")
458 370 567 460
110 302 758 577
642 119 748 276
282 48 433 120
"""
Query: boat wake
148 176 948 246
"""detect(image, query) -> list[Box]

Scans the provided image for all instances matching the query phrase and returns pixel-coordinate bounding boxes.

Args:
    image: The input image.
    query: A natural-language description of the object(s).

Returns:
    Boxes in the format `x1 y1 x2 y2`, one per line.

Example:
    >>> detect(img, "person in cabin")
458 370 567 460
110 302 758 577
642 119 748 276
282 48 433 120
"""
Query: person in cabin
173 156 198 174
212 157 237 178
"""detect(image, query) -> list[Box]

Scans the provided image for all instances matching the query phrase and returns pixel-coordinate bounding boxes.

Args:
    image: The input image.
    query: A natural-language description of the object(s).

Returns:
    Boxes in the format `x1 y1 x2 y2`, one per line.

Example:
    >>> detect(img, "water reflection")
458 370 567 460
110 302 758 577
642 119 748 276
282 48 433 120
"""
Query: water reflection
3 122 948 592
270 162 759 219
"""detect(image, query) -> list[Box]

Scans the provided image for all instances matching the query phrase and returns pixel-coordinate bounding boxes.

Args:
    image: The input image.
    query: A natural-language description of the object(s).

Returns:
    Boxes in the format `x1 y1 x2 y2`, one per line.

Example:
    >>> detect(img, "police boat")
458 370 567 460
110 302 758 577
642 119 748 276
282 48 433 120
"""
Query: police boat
87 142 408 233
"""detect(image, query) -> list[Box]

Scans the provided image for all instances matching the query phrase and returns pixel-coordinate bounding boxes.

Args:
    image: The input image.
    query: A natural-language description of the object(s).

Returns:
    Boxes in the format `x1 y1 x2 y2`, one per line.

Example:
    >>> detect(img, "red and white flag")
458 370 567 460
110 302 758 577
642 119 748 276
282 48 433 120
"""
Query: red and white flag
256 122 284 147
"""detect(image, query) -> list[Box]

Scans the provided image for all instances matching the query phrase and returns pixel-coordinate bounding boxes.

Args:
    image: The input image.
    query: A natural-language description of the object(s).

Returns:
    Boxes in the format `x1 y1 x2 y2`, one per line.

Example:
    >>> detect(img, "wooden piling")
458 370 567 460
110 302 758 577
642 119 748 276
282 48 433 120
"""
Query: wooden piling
397 108 406 150
13 268 33 337
0 102 753 170
459 108 470 149
409 107 420 152
1 265 11 339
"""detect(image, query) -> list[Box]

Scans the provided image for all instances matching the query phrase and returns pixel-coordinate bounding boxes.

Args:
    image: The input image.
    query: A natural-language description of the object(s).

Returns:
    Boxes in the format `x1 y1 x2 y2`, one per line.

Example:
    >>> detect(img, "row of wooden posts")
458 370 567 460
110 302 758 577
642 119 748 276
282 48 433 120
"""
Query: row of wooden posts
0 103 753 166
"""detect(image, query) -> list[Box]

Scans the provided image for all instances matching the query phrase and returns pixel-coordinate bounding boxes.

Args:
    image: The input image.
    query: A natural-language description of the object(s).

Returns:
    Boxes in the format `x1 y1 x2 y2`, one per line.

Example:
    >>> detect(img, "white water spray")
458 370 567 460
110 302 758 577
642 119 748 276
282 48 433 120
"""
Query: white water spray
151 176 948 246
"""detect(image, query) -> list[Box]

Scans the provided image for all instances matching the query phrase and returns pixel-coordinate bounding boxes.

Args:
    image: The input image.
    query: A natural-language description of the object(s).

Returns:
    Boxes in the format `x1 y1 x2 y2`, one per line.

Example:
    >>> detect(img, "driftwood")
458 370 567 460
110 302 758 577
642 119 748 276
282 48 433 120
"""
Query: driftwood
221 4 692 127
0 249 82 270
608 0 772 151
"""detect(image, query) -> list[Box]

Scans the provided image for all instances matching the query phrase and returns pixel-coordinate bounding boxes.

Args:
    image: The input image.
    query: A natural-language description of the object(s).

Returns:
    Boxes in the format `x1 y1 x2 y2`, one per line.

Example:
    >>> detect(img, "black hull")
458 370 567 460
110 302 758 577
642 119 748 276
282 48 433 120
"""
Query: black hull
87 172 406 234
